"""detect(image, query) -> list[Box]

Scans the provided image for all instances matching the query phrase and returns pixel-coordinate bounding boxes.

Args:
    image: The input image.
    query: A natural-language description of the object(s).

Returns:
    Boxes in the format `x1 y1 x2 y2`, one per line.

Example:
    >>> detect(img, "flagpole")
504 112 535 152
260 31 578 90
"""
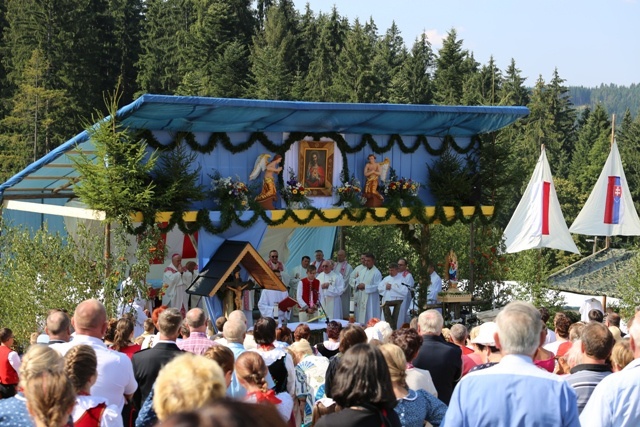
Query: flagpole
605 115 615 249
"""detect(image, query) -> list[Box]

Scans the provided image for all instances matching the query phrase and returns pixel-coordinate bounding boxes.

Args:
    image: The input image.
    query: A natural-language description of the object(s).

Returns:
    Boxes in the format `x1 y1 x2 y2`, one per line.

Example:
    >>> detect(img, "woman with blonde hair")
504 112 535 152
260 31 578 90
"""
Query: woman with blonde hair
611 339 634 372
235 351 293 423
64 345 120 427
379 343 447 427
153 353 227 422
0 344 67 426
24 370 76 427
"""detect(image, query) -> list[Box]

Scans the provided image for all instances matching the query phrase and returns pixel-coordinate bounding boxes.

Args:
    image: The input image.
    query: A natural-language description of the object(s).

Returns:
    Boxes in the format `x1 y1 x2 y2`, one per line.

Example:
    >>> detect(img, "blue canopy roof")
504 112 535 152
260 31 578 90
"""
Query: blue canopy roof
0 95 529 198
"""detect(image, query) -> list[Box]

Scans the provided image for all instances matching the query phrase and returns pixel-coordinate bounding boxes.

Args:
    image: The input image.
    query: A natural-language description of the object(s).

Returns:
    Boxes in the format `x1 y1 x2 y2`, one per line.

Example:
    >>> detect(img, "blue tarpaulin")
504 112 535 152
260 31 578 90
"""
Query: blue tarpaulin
0 95 528 197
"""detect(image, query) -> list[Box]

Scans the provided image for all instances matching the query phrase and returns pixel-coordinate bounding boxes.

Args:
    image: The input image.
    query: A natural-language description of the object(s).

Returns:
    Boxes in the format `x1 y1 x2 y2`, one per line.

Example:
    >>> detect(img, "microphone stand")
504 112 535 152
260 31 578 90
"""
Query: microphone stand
315 299 331 325
400 282 418 318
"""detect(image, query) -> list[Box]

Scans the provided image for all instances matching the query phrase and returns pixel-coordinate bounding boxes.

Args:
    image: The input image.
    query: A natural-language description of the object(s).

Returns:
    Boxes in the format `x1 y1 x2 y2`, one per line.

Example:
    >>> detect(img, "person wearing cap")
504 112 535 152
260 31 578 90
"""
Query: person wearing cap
565 322 614 413
442 301 579 427
467 322 502 372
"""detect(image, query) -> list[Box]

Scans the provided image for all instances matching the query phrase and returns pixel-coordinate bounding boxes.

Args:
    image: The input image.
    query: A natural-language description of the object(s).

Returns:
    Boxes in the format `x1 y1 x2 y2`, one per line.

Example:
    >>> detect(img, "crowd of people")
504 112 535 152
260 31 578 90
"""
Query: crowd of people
3 249 640 426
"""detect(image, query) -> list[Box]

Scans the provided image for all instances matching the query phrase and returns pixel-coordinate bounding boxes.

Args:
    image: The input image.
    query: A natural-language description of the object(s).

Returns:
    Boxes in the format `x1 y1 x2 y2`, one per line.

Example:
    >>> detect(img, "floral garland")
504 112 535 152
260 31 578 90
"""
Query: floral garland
138 130 481 181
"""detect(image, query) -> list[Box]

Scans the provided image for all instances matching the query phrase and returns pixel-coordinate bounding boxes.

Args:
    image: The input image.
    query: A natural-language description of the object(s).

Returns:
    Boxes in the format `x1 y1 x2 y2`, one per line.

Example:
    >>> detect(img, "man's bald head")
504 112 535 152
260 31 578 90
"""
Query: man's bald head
228 310 247 325
185 308 207 331
45 310 71 340
72 299 107 337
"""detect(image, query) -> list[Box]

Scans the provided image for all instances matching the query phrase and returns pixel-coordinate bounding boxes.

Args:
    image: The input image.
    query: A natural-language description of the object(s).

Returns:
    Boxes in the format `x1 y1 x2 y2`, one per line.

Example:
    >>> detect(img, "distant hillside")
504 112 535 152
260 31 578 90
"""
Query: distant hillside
568 83 640 119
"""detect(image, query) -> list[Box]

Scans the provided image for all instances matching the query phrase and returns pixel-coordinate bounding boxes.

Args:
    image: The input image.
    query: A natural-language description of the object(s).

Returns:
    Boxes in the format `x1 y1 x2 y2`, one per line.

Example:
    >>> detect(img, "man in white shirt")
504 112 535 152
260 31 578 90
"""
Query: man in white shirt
352 253 382 325
378 263 409 330
334 249 353 319
397 258 415 326
317 261 345 320
51 299 137 417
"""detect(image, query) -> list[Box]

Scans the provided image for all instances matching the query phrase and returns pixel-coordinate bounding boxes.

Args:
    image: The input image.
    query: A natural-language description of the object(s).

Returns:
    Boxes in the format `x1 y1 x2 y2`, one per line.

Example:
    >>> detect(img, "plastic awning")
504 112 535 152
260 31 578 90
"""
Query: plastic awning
0 95 529 198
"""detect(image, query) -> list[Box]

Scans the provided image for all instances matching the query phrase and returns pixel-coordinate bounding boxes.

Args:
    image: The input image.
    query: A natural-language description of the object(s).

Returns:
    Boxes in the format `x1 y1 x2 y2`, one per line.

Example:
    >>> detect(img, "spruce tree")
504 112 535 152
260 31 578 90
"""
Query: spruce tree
432 28 468 104
547 68 577 178
570 103 611 194
72 92 157 225
371 21 407 102
0 49 67 173
248 1 299 99
331 18 376 103
461 56 502 106
499 58 529 106
389 33 434 104
137 0 189 94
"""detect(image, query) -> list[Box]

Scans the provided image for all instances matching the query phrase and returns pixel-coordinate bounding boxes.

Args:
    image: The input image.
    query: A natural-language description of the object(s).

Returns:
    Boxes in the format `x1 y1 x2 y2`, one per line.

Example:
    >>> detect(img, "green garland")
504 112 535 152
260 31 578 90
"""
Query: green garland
138 130 480 180
132 129 490 235
133 202 497 236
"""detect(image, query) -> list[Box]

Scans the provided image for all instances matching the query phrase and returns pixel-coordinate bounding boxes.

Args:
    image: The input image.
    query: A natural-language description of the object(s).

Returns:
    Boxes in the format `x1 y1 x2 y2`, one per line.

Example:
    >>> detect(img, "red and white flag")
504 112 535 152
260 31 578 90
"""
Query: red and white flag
570 140 640 236
504 147 579 254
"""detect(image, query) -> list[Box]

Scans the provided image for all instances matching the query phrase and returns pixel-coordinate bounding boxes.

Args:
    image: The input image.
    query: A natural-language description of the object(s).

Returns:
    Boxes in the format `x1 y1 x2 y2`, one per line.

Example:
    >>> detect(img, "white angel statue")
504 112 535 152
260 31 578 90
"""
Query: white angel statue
250 153 283 210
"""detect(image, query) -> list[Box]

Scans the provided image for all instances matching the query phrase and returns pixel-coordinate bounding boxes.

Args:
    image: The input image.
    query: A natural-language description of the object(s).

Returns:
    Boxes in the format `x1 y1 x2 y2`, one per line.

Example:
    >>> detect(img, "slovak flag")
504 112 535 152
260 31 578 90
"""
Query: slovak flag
503 147 579 254
604 176 622 224
570 140 640 236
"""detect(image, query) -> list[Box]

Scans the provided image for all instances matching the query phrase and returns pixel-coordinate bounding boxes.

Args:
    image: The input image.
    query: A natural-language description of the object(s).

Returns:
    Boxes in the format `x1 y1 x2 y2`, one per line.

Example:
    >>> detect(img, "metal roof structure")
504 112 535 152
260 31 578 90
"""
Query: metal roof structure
546 248 639 298
0 95 529 201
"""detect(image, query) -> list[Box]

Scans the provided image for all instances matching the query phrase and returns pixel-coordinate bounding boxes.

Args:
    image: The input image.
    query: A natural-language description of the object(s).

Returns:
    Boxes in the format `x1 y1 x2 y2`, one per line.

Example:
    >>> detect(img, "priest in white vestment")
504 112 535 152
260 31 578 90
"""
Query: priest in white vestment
317 261 345 320
162 254 188 314
348 254 367 318
258 289 290 322
396 258 415 327
378 263 409 330
333 249 353 319
352 254 382 325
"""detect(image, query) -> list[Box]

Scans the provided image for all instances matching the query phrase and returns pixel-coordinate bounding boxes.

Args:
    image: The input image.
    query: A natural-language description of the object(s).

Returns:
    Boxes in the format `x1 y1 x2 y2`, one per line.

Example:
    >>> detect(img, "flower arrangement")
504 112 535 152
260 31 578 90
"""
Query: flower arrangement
210 170 250 211
381 169 420 208
281 168 311 208
335 175 363 207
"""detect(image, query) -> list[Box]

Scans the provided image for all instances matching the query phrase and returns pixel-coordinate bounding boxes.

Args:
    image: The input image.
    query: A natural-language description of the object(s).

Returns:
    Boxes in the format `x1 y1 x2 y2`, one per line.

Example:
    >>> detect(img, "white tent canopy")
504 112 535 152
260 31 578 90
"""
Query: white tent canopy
570 140 640 236
504 147 579 254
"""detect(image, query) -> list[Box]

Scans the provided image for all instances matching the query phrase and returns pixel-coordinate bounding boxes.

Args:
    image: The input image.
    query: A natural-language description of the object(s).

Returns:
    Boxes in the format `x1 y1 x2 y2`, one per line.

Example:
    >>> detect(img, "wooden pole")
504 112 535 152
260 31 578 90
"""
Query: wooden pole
606 115 615 249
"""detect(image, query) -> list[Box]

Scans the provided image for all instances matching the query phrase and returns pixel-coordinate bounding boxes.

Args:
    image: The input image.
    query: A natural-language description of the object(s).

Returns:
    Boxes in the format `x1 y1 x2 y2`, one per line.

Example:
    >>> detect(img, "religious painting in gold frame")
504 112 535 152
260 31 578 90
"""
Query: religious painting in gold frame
298 140 334 196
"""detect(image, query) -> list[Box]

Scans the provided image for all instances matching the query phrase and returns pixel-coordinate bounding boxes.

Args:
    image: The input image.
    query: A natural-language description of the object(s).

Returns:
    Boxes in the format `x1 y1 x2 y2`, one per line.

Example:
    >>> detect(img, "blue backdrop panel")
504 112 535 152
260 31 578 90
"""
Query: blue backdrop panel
284 227 337 272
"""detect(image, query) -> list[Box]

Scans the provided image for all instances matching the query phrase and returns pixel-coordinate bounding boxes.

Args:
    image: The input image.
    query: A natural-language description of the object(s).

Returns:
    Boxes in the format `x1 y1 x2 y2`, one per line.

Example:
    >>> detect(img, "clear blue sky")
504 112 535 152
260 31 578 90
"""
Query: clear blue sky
292 0 639 88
